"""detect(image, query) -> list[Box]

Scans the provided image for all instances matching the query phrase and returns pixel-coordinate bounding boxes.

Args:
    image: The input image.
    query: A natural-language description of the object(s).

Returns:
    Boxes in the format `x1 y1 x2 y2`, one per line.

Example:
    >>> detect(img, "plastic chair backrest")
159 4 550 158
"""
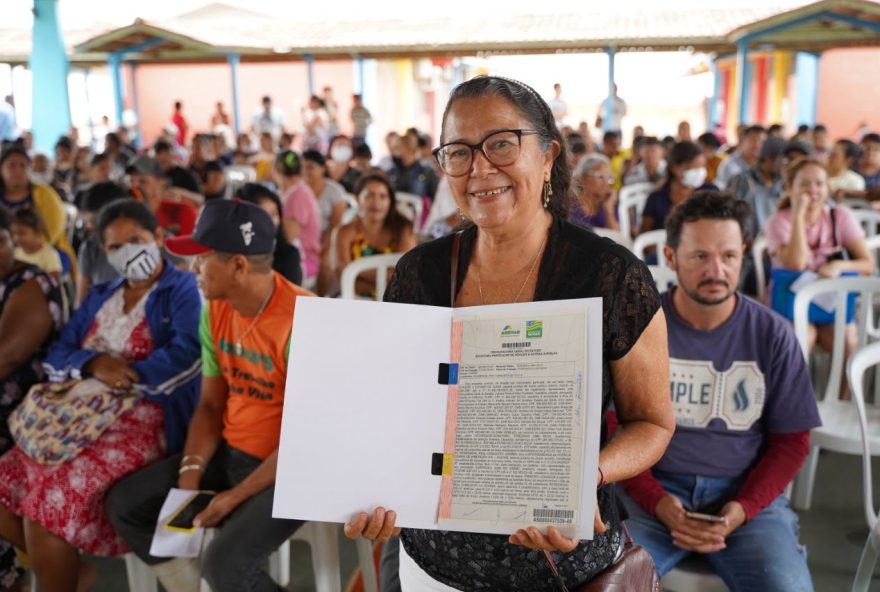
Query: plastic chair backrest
647 265 678 292
618 182 654 239
396 192 424 232
341 194 359 226
852 508 880 592
852 209 880 238
841 198 872 210
339 253 403 301
793 277 880 401
848 341 880 531
632 229 668 268
865 235 880 272
591 227 633 250
752 235 769 303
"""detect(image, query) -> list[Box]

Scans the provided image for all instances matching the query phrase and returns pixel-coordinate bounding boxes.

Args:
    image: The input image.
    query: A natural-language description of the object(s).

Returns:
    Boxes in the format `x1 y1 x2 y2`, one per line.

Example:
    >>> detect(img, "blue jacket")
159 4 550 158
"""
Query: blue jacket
44 261 202 453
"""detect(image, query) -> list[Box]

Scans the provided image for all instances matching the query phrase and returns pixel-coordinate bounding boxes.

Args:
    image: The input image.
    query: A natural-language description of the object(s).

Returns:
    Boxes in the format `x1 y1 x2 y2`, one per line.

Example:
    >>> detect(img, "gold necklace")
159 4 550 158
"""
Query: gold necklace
475 234 547 305
234 282 275 356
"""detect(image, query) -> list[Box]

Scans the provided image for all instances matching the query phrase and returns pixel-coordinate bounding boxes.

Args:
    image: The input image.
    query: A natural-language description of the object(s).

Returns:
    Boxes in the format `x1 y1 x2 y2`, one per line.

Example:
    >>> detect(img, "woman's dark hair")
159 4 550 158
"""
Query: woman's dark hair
665 189 753 250
0 145 31 195
0 207 9 233
275 150 302 176
354 173 412 245
836 139 862 167
96 198 159 242
327 135 351 159
234 182 289 246
439 75 571 220
11 208 45 233
55 136 74 152
83 182 130 214
665 141 703 185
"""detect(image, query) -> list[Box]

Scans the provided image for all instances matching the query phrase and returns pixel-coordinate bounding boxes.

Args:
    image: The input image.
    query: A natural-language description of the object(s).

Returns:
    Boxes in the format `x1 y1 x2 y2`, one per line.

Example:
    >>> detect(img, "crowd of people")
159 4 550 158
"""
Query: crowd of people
0 73 873 591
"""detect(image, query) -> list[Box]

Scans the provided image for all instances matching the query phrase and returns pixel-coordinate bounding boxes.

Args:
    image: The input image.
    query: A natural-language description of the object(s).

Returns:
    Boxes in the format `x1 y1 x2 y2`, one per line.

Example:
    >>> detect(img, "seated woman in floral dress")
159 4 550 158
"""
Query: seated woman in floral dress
0 199 202 592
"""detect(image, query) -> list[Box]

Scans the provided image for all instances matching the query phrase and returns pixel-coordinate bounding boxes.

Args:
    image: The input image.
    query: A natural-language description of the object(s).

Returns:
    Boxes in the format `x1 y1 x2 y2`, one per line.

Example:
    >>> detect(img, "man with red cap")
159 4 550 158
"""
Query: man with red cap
107 199 313 591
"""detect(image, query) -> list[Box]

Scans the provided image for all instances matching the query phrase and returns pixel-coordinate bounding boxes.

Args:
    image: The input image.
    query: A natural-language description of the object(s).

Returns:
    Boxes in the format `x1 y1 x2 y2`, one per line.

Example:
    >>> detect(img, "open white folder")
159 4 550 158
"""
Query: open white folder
273 297 603 539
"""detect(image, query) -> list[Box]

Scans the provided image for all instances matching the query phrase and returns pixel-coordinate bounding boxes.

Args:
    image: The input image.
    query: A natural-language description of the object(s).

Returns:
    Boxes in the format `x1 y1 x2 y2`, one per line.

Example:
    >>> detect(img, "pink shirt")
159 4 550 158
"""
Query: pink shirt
765 205 864 271
282 182 321 277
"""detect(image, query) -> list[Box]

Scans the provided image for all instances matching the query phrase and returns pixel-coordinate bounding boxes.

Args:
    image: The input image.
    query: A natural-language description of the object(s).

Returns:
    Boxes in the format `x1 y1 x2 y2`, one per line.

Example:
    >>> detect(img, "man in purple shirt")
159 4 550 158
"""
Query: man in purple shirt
617 190 820 592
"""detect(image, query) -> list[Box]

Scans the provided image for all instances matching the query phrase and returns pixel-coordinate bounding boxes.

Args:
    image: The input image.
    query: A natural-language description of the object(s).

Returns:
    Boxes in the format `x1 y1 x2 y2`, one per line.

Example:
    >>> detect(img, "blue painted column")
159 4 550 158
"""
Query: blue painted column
108 53 123 128
30 0 71 151
708 58 720 129
305 54 315 96
604 46 616 132
227 53 241 134
736 40 752 124
128 62 142 148
795 52 819 126
357 55 365 95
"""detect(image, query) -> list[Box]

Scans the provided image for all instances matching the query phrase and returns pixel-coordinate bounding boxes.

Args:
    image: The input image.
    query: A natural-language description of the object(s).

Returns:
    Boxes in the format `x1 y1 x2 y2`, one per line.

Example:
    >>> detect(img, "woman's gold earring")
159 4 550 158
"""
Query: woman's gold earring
542 181 553 208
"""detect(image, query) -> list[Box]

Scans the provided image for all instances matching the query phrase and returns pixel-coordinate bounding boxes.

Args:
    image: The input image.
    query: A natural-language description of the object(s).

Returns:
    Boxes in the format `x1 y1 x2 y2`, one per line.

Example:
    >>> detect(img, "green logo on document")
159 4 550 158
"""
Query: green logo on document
526 320 543 338
501 325 521 337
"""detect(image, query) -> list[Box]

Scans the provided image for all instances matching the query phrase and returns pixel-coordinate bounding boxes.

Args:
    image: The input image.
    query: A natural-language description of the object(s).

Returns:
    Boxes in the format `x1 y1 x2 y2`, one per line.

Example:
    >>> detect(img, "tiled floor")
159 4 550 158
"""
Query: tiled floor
83 451 879 591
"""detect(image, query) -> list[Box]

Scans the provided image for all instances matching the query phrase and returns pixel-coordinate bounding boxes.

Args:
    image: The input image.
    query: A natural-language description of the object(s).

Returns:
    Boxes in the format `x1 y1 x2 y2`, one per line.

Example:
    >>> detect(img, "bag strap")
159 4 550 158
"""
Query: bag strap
831 206 839 248
450 231 462 307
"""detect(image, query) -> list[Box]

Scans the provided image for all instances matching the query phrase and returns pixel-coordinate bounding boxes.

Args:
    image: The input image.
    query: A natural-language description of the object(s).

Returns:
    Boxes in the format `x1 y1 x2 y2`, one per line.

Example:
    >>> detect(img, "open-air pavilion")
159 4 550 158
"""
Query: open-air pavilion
7 0 880 149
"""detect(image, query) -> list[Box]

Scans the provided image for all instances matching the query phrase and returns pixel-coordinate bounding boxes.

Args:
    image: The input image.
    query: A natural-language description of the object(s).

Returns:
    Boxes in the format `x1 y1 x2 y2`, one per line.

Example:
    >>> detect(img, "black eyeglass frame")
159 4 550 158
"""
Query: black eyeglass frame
432 129 539 177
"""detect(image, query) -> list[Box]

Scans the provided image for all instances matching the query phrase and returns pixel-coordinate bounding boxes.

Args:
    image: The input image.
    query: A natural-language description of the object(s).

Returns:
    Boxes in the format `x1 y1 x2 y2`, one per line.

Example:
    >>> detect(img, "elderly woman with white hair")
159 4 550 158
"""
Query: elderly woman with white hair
570 153 620 230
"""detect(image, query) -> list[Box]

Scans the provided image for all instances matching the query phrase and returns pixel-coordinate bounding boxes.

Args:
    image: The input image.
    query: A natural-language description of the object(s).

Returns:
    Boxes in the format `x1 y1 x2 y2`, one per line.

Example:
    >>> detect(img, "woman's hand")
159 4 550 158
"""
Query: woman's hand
84 354 139 390
509 525 581 553
790 192 809 218
343 507 400 542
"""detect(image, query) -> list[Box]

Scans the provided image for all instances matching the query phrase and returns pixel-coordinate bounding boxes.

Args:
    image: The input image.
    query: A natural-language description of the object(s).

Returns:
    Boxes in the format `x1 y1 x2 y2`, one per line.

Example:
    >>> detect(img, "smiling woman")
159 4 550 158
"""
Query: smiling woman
343 75 675 590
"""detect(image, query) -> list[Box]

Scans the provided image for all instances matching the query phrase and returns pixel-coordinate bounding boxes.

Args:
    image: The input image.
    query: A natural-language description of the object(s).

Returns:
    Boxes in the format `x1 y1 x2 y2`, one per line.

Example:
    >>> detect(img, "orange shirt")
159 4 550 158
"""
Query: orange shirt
199 272 313 459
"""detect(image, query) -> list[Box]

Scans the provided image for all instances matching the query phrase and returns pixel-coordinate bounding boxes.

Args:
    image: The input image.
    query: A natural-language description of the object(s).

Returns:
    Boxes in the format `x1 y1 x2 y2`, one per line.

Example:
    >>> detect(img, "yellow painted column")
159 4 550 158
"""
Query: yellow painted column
769 51 789 123
726 62 739 136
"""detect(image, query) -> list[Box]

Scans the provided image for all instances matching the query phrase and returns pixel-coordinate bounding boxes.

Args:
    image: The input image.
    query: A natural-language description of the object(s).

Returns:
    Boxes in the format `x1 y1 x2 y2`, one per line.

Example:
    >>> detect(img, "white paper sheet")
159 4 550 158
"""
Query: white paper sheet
148 488 207 558
272 297 603 539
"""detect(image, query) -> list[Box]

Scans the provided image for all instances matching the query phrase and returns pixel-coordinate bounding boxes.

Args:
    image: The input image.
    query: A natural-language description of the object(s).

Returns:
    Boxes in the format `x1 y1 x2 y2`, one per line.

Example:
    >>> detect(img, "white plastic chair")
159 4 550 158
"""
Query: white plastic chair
632 230 668 268
591 227 633 250
842 198 872 210
865 235 880 272
852 509 880 592
223 165 257 200
847 340 880 531
289 522 378 592
340 253 404 301
852 209 880 238
647 265 678 293
617 182 654 239
661 556 729 592
751 236 769 303
396 191 424 233
790 277 880 511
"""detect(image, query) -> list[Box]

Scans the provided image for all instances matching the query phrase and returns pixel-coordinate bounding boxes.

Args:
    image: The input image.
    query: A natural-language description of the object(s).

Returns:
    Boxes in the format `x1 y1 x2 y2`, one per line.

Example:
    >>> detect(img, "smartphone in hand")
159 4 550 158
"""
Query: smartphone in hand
164 492 216 533
685 510 726 524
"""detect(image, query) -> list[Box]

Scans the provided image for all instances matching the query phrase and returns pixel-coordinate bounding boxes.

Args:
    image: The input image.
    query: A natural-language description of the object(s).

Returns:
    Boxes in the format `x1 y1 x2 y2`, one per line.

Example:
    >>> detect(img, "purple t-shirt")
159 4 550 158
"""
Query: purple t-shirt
655 291 821 478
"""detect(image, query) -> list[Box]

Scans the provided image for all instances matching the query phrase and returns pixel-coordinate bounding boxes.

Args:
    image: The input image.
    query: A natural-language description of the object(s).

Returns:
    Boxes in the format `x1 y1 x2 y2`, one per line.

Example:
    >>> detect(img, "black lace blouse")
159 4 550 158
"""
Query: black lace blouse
385 217 661 590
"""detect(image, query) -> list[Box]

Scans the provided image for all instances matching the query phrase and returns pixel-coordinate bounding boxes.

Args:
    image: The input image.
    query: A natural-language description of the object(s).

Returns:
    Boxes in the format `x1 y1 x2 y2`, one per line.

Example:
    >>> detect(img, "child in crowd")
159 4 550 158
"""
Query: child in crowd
10 208 62 277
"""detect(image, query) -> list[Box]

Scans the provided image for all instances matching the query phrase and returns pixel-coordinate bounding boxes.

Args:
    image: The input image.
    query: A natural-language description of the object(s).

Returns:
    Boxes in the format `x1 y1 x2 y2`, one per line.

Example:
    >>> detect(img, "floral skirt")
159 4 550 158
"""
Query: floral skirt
0 400 164 556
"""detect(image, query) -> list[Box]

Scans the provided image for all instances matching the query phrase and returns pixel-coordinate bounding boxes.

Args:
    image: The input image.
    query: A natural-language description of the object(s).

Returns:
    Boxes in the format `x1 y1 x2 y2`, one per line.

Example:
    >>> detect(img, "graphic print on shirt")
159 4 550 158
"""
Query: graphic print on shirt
669 358 765 430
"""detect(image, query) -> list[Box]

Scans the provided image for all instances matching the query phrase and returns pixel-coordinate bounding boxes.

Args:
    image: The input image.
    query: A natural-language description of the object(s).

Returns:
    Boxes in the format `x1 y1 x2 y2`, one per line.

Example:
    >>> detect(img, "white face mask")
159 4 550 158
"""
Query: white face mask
330 145 353 163
106 242 161 281
681 166 707 189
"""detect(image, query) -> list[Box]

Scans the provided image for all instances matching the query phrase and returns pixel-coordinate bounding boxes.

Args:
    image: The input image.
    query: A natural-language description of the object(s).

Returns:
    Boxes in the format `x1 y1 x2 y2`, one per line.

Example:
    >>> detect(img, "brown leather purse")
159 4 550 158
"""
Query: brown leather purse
543 524 663 591
450 232 662 591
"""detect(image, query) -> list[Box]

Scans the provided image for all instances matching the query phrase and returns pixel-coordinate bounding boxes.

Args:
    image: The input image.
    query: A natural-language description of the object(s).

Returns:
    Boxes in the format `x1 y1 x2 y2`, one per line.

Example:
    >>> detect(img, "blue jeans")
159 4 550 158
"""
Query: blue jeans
619 472 813 592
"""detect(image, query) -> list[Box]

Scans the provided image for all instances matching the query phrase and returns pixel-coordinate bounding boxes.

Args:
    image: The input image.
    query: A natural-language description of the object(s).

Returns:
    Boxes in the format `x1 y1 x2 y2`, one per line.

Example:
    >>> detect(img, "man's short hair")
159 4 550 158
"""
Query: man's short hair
154 139 173 154
216 251 274 273
82 182 129 213
862 133 880 145
768 124 784 135
797 124 810 134
665 189 753 250
813 124 827 134
353 143 372 160
90 151 109 167
697 132 721 150
603 131 621 143
744 125 766 137
640 136 662 148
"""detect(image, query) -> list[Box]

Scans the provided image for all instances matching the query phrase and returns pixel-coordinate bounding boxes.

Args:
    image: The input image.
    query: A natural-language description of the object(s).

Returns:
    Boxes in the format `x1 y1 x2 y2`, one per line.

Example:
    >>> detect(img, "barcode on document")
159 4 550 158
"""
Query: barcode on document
533 509 574 523
502 342 532 349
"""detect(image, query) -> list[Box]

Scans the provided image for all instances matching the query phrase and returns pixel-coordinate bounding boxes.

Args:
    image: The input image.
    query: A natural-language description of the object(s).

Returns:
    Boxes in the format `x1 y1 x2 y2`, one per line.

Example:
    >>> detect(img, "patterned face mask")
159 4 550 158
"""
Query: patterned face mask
106 242 161 281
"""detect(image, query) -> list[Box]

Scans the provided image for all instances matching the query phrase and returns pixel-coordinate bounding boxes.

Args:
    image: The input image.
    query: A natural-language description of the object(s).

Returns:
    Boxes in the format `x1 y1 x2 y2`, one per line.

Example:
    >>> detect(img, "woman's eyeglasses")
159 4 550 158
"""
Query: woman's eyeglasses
432 129 538 177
